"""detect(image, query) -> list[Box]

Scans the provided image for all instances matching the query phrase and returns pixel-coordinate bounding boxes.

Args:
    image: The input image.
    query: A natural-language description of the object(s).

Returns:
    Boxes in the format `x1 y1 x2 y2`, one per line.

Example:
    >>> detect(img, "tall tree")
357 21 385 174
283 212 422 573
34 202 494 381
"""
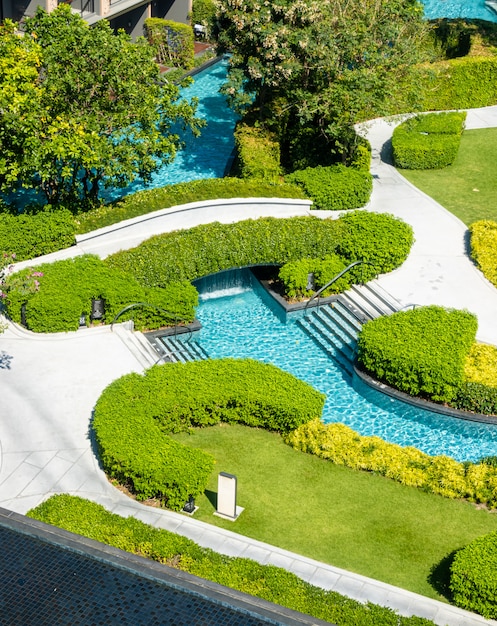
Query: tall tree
216 0 429 167
0 5 203 210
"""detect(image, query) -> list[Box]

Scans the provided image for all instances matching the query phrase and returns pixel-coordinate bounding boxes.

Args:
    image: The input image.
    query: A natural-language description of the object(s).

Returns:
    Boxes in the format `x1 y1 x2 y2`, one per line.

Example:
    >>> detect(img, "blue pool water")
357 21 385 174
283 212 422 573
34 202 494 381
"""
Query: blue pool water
103 58 237 202
422 0 497 22
194 270 497 463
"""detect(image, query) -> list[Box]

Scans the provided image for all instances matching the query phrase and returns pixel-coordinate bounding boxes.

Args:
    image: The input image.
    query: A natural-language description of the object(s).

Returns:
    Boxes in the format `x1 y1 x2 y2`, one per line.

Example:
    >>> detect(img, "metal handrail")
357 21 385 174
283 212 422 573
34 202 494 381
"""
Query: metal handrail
110 302 193 342
304 260 377 314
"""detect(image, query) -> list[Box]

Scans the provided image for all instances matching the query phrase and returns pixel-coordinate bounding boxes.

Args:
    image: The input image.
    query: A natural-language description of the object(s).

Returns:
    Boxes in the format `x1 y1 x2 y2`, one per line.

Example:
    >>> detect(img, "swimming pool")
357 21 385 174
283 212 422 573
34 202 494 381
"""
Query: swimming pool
422 0 497 22
103 58 237 202
193 269 497 463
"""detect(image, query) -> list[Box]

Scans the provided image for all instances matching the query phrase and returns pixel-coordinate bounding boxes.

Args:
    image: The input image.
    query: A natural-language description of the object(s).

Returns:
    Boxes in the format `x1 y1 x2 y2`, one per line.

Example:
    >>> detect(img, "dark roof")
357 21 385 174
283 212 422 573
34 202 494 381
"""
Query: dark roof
0 507 333 626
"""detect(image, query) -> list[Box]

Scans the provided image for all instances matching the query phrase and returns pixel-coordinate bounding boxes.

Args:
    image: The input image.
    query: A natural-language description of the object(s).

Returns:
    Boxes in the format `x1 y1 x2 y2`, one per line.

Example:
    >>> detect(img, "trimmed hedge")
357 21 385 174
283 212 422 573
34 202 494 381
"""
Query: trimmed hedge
144 18 194 69
3 254 197 332
278 255 351 300
93 360 325 508
234 123 283 181
285 164 372 211
464 343 497 388
285 419 497 507
454 383 497 416
392 112 466 170
450 530 497 618
0 209 76 261
106 213 412 289
357 306 478 403
27 495 436 626
75 178 307 234
469 219 497 288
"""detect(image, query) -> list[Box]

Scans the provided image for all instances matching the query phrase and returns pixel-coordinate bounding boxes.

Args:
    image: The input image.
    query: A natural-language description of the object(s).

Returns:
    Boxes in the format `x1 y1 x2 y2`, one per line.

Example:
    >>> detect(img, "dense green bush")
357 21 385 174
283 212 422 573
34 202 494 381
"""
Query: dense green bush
469 220 497 288
191 0 216 37
28 495 435 626
278 255 351 300
75 178 307 234
106 213 412 290
348 136 372 172
450 530 497 618
0 209 76 261
3 255 197 332
144 18 194 69
357 306 478 403
285 419 497 507
392 112 466 170
335 211 413 281
234 124 283 181
285 165 372 211
93 360 325 508
453 383 497 416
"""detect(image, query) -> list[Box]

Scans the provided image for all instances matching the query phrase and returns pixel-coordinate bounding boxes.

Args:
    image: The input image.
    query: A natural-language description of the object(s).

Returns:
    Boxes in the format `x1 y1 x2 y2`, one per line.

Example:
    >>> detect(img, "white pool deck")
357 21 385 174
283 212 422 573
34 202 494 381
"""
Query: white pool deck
1 106 497 626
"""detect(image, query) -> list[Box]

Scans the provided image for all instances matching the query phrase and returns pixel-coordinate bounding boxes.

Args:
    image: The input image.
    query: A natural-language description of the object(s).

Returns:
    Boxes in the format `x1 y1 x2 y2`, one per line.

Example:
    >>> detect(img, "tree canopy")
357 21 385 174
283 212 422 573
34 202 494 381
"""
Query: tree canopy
0 5 203 211
216 0 430 168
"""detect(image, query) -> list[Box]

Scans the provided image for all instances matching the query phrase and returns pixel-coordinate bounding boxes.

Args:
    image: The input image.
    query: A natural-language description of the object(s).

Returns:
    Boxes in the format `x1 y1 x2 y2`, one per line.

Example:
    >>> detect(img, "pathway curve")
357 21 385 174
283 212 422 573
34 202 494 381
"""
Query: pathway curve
2 107 497 626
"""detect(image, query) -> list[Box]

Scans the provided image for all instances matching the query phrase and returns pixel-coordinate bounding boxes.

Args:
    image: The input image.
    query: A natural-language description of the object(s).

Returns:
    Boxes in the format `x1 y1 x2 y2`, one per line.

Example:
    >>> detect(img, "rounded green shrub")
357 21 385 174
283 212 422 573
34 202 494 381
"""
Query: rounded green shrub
470 220 497 288
285 164 372 211
93 360 325 509
357 306 478 403
450 531 497 618
278 255 350 300
234 123 282 181
392 112 466 170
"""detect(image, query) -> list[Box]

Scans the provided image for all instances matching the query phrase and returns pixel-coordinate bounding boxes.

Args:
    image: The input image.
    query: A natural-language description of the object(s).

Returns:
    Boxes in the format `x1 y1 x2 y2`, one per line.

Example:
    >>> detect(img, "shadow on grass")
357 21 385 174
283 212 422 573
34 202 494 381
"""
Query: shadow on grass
428 550 458 601
204 489 217 511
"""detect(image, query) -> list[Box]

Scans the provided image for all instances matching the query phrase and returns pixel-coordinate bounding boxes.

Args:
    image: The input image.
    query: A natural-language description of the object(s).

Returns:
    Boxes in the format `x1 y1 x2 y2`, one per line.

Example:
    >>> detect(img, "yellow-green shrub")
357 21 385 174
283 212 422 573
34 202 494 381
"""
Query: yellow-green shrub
284 419 497 507
464 343 497 387
470 220 497 288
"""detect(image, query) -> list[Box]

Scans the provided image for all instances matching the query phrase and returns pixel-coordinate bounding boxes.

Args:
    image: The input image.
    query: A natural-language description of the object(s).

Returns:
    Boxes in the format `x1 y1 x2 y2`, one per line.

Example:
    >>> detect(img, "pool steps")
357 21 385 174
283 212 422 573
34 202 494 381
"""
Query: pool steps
297 281 402 375
149 334 210 364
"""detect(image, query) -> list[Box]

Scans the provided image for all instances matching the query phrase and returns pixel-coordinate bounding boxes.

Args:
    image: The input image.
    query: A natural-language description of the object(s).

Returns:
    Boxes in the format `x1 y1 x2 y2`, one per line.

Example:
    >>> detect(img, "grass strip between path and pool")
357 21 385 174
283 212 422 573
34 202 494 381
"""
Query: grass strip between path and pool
171 424 497 602
399 127 497 226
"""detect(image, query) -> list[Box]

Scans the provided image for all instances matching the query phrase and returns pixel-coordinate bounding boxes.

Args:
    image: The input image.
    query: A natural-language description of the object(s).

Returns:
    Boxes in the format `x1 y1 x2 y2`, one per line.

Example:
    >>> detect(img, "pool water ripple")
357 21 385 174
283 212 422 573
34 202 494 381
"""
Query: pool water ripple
195 276 497 463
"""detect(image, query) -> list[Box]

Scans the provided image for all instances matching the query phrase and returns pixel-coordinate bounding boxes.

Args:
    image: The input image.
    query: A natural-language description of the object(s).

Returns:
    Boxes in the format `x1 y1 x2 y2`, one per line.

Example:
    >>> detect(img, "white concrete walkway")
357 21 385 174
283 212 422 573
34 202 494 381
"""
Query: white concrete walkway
2 106 497 626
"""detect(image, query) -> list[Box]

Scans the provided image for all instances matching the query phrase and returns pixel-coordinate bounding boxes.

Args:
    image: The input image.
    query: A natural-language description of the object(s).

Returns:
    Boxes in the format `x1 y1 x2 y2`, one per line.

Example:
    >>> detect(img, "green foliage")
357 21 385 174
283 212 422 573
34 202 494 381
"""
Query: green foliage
0 6 201 211
93 360 325 508
3 254 197 332
233 124 283 181
0 208 76 261
348 137 372 172
335 211 413 280
285 165 372 211
144 18 194 70
450 530 497 618
27 495 436 626
191 0 216 37
392 112 466 170
454 383 497 416
464 343 497 388
469 219 497 288
216 0 429 162
285 419 497 507
357 306 478 403
75 178 307 234
278 255 351 300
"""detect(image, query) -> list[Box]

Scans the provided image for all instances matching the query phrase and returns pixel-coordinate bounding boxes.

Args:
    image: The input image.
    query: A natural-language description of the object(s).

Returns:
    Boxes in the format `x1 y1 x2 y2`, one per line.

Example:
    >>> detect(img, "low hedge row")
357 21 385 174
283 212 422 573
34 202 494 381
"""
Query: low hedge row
233 123 283 181
93 360 325 509
28 495 435 626
285 164 372 210
285 419 497 507
0 209 76 262
106 213 413 290
357 306 478 403
3 254 197 332
392 112 466 170
450 530 497 618
469 219 497 288
75 178 307 234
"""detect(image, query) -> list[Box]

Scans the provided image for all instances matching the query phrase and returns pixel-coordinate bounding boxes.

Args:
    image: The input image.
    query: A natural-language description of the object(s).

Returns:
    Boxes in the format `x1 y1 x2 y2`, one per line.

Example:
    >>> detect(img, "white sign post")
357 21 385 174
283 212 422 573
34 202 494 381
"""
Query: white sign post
214 472 243 521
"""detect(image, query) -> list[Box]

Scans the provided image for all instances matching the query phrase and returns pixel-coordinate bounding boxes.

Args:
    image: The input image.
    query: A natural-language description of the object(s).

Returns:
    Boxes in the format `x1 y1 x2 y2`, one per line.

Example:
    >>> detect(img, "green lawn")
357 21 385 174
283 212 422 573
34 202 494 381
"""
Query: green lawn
399 127 497 225
172 424 497 603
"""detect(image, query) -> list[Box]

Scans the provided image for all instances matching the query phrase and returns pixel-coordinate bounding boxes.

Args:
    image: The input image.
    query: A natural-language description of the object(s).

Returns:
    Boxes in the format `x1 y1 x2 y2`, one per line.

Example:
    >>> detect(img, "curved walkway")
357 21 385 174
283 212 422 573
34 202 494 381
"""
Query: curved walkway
2 107 497 626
